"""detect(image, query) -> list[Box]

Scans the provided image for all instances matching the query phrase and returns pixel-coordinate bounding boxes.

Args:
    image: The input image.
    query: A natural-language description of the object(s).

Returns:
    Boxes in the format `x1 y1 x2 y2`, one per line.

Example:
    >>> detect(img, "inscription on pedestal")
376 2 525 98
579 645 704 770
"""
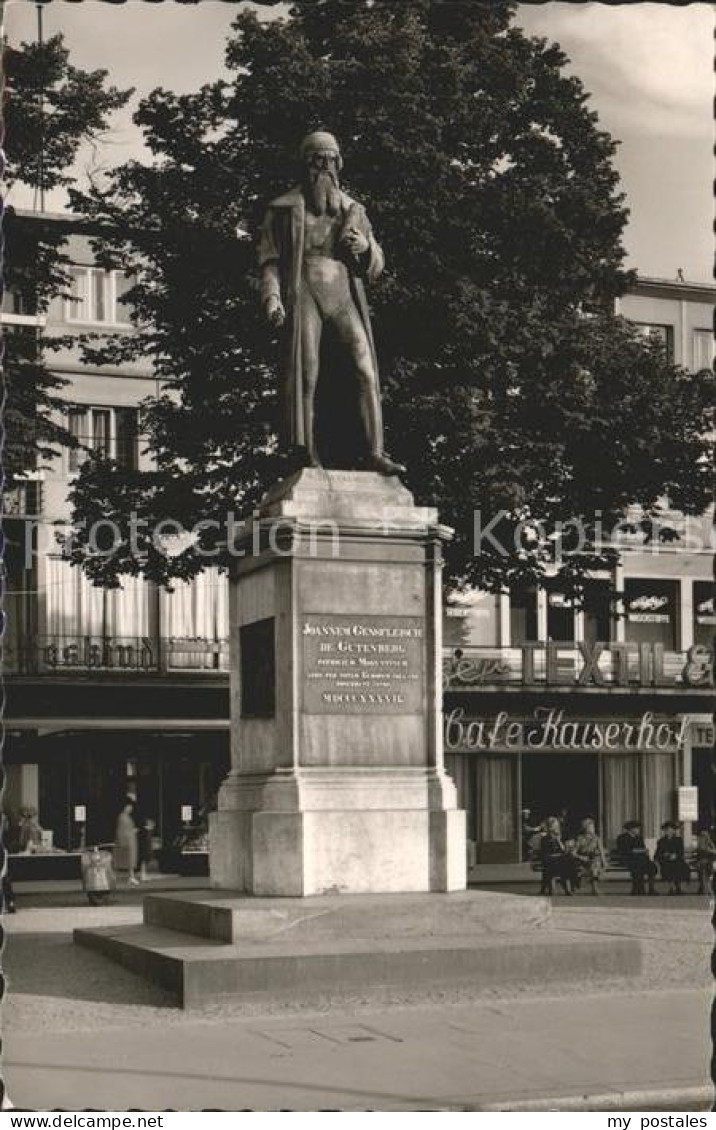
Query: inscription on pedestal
302 614 424 714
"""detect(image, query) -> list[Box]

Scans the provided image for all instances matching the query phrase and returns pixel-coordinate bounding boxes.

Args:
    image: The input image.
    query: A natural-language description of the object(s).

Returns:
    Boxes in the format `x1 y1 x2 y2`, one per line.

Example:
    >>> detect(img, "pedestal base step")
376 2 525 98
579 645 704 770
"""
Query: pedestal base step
142 888 551 943
74 891 642 1010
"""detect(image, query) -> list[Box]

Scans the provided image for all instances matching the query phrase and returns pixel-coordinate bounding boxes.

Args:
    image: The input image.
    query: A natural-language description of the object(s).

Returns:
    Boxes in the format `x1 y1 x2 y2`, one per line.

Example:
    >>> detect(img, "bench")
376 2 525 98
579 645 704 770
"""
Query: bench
607 849 700 878
530 849 701 879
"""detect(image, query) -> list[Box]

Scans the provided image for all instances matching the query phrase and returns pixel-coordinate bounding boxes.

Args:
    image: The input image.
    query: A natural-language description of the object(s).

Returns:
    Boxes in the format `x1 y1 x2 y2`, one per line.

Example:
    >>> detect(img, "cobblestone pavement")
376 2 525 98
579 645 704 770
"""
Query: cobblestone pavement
1 893 712 1034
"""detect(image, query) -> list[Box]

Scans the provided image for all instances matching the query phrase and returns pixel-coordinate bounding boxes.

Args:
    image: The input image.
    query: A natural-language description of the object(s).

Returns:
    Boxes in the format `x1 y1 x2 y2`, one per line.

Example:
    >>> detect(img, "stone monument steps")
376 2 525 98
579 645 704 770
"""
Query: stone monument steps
140 889 552 945
74 892 642 1010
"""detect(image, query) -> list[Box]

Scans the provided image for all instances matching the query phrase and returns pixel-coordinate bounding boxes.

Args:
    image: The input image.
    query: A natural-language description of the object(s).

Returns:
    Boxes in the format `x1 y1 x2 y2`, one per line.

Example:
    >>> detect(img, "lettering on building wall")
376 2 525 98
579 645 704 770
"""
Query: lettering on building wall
42 636 155 671
443 641 714 689
627 594 670 622
302 614 424 714
444 707 690 753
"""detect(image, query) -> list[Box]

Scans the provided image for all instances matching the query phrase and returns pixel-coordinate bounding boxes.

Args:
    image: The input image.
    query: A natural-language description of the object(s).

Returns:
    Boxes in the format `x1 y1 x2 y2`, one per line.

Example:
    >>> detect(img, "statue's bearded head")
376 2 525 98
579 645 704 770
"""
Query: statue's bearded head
300 131 342 216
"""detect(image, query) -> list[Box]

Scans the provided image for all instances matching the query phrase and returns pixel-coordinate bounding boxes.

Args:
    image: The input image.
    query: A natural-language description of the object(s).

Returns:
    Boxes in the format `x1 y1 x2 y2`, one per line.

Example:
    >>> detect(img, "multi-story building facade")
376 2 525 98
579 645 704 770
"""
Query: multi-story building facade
3 217 714 867
4 214 230 854
444 276 714 862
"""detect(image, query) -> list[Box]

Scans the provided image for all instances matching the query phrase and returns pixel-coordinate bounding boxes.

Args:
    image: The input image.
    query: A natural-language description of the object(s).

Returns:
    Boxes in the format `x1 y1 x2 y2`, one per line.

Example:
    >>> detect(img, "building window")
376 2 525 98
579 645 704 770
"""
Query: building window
583 580 612 646
692 329 714 372
444 593 500 648
693 581 715 648
66 267 133 326
2 290 36 317
624 578 679 650
546 588 575 642
115 408 140 470
45 556 151 642
510 585 538 644
67 407 139 472
632 322 675 363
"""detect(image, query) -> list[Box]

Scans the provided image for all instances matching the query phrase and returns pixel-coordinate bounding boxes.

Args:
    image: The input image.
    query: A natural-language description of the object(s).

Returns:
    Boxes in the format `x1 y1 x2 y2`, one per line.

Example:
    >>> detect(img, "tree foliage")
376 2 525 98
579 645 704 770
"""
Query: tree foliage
2 34 131 480
66 0 713 591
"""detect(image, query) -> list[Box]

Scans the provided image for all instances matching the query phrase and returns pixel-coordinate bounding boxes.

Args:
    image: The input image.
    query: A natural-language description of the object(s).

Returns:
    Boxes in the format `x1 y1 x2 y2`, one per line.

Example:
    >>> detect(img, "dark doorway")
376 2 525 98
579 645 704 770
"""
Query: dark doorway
521 753 600 839
693 747 715 829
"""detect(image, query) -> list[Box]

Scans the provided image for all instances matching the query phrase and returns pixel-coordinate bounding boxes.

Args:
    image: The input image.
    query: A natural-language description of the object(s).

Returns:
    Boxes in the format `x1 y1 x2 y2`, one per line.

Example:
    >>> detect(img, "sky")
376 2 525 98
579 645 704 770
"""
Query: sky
4 0 713 283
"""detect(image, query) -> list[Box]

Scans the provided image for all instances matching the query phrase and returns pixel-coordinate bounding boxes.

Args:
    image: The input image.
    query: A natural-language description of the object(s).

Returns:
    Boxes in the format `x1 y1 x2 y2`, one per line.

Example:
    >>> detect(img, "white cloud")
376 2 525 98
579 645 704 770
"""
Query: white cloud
516 2 713 137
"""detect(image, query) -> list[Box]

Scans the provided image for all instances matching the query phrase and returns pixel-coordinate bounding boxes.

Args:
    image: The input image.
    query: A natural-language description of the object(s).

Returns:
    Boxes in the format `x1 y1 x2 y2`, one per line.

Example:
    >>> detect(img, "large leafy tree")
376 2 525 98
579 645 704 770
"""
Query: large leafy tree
66 0 713 592
2 32 131 480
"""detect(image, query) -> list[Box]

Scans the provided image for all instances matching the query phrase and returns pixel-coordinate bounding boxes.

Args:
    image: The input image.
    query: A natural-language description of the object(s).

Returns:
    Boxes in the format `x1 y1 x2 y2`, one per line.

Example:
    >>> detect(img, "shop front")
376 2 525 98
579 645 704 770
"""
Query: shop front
442 633 713 864
3 728 230 863
443 703 690 863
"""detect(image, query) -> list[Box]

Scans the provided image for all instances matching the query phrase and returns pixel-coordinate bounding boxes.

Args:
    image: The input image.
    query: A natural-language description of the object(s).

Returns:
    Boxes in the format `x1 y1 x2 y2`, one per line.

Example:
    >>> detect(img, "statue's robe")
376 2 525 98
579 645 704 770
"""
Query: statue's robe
258 186 384 462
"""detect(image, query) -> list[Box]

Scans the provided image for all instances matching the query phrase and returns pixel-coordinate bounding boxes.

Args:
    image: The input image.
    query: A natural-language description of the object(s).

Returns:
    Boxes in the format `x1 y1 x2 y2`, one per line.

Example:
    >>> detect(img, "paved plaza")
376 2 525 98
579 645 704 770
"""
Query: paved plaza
2 890 713 1110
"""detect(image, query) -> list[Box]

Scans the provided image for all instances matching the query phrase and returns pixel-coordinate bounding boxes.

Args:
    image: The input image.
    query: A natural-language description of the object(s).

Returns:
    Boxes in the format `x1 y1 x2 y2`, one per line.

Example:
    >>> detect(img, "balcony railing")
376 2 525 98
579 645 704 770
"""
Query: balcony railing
4 634 229 676
443 642 714 692
6 634 713 692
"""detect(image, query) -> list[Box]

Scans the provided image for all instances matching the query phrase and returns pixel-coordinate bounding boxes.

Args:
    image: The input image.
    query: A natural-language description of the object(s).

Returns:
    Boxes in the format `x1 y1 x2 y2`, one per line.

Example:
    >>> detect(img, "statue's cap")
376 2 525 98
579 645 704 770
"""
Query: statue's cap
299 131 341 160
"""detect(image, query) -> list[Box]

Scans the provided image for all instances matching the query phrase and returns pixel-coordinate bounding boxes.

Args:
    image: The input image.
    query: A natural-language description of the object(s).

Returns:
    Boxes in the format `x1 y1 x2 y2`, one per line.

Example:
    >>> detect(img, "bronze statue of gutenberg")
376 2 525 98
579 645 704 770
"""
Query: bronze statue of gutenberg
258 131 404 475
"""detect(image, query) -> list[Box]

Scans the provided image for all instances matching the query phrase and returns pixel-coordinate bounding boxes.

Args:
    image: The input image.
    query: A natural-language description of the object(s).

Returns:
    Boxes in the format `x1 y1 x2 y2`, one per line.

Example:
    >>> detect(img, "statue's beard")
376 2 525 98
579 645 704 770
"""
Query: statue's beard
306 169 341 216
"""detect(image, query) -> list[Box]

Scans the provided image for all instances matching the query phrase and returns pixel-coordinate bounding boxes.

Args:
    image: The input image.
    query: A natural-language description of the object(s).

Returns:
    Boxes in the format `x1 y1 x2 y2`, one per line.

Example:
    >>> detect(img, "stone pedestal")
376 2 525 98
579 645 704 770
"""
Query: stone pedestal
209 469 466 896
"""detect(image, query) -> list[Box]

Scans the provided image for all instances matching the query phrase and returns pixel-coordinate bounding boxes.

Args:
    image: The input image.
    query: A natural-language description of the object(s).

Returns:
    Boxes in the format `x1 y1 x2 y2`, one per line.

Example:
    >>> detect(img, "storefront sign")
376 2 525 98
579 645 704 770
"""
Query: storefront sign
677 786 699 823
681 644 714 686
627 594 670 623
444 707 690 753
42 636 156 671
443 641 714 689
695 596 715 625
302 614 424 714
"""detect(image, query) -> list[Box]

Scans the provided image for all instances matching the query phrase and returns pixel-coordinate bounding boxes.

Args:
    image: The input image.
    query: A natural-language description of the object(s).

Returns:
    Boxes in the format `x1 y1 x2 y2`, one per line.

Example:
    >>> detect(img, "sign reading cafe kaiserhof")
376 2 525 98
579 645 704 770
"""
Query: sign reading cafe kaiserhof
302 614 425 714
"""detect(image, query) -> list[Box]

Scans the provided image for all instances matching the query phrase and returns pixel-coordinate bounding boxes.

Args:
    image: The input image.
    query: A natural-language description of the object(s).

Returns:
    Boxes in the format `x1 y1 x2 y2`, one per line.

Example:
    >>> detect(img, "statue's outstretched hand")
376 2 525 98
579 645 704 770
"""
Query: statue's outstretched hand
265 295 286 328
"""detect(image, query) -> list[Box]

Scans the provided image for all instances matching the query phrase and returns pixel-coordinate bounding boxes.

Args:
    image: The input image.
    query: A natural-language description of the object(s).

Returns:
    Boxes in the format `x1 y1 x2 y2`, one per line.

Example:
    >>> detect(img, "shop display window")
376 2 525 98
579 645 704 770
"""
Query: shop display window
693 581 714 649
624 578 679 650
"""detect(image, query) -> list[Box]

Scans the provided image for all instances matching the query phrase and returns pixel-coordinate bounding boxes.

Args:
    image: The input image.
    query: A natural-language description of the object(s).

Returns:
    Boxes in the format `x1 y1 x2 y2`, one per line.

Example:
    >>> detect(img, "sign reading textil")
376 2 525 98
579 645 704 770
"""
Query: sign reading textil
443 642 714 689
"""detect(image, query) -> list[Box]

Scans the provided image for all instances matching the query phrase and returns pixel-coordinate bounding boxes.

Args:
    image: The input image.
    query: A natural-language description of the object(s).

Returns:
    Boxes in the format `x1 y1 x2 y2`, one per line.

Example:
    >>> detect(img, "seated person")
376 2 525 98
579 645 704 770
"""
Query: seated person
615 819 657 896
655 821 690 895
539 817 579 896
575 817 607 896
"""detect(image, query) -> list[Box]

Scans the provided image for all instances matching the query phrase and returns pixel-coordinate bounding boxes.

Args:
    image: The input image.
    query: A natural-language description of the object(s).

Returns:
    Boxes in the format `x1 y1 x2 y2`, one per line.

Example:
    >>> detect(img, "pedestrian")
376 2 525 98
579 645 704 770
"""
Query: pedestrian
575 816 607 896
616 819 657 896
655 821 690 895
695 824 716 895
17 807 43 853
114 798 140 886
539 816 578 896
138 816 157 882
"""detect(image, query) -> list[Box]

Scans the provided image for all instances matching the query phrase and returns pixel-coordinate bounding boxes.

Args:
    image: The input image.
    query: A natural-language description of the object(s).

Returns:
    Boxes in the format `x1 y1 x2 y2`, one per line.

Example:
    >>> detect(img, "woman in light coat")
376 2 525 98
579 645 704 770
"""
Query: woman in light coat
114 799 139 886
575 817 607 895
